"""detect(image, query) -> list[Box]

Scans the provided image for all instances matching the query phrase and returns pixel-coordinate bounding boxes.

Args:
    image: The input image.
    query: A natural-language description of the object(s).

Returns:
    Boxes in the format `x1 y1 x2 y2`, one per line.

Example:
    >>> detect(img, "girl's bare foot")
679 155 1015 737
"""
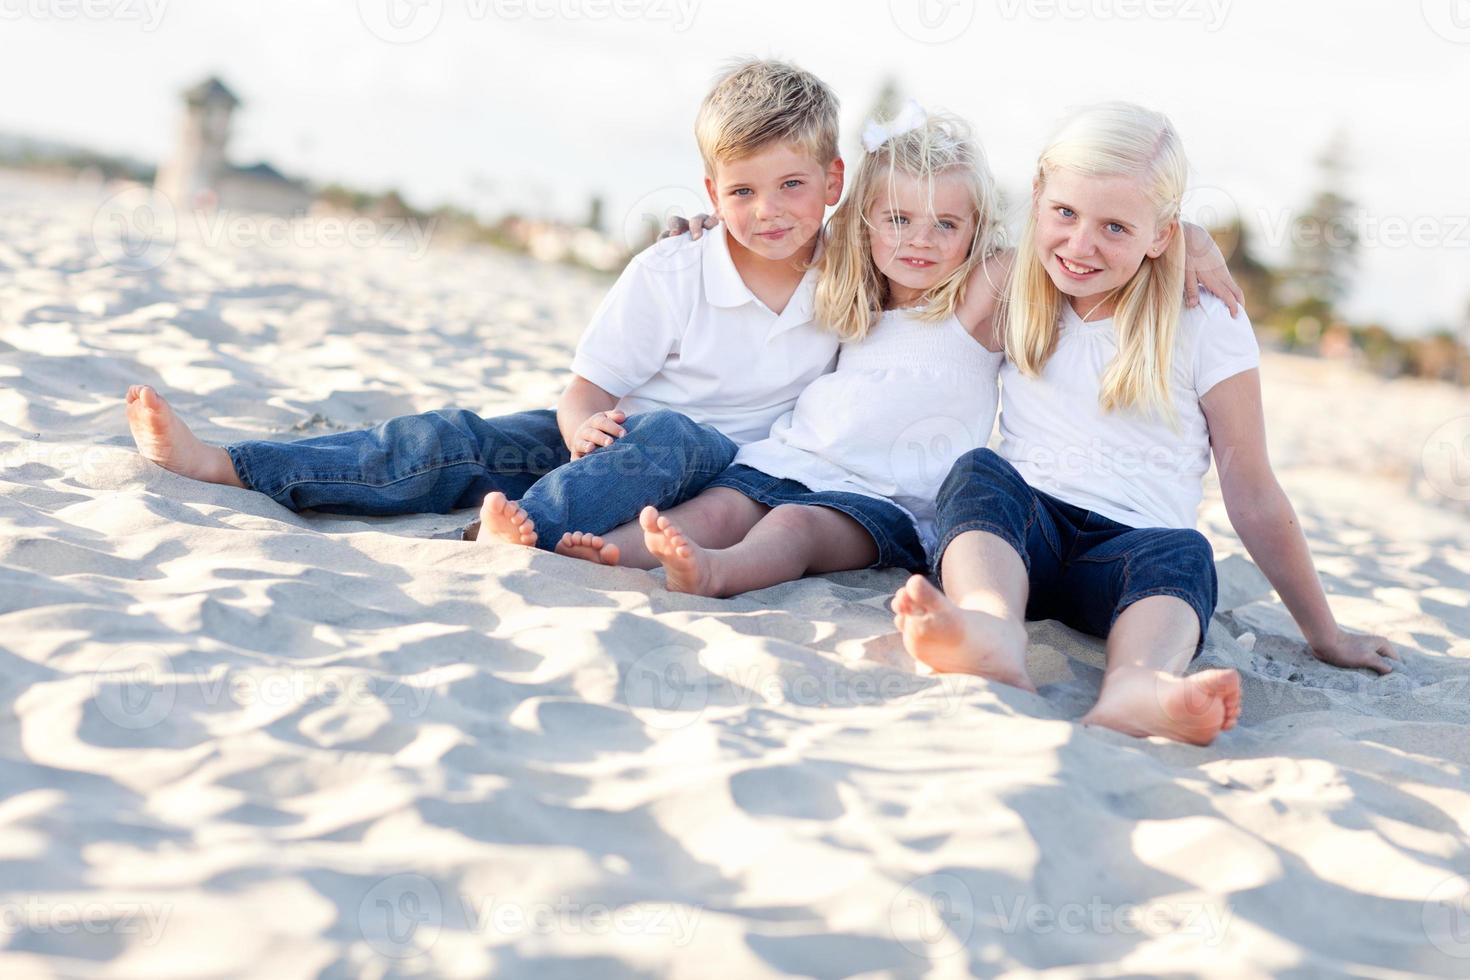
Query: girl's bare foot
891 575 1036 691
478 492 538 547
640 506 721 596
555 531 620 566
1082 668 1242 746
125 385 244 487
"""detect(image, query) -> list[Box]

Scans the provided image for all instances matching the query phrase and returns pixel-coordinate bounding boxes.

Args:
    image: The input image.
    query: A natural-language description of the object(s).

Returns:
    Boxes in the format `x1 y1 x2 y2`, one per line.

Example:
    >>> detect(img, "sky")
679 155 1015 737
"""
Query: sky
1 0 1467 334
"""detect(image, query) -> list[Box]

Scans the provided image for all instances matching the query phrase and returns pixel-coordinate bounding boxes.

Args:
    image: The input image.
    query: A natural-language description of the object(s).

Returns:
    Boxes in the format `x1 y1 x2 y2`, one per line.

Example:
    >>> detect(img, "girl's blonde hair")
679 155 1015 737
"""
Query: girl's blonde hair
816 109 1003 342
1001 101 1188 422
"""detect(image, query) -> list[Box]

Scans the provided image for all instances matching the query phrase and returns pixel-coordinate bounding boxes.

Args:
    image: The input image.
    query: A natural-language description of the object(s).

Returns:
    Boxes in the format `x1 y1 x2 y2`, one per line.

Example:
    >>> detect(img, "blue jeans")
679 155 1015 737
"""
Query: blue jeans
227 408 739 551
707 464 929 572
933 448 1218 645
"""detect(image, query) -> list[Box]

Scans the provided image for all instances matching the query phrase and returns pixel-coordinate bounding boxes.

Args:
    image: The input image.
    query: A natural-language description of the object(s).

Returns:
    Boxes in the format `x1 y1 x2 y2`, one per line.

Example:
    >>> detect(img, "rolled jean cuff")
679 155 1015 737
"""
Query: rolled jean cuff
224 444 258 494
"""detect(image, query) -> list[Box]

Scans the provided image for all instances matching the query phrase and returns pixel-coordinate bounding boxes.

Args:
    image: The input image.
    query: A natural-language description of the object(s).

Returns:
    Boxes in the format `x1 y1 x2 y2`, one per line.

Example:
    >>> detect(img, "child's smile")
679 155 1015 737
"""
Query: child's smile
1035 169 1176 319
705 141 843 265
867 169 976 308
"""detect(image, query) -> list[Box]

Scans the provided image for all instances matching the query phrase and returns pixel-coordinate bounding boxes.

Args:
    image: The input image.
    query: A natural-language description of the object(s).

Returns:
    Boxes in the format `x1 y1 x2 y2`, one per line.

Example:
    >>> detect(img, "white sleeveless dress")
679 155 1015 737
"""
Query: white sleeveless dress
733 307 1004 554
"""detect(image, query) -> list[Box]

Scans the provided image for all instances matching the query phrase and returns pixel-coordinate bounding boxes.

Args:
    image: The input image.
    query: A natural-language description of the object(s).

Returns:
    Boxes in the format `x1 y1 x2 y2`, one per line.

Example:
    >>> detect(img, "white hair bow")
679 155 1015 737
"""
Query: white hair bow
860 99 928 153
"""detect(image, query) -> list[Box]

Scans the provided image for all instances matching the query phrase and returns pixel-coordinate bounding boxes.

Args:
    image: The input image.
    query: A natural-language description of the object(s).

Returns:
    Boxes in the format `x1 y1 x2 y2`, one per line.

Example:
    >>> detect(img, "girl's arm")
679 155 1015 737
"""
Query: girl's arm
1200 371 1400 673
1181 222 1244 315
955 249 1014 351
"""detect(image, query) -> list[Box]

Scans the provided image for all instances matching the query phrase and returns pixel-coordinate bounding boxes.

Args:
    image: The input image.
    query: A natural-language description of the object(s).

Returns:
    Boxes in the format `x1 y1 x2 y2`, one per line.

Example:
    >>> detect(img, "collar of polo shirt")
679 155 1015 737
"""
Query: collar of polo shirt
702 224 823 328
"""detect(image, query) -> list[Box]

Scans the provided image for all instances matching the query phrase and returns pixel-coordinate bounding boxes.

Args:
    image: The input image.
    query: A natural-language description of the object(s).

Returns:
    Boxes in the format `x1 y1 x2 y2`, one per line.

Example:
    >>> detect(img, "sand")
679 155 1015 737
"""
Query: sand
2 170 1468 978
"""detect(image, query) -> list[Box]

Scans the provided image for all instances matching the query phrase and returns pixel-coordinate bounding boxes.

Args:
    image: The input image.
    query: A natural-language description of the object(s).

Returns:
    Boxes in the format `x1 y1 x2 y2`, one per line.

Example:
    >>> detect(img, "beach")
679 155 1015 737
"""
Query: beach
2 169 1469 978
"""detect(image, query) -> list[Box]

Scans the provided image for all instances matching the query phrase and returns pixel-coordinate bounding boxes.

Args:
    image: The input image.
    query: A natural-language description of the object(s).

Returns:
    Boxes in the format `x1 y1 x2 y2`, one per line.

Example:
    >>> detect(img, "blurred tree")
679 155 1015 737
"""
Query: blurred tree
858 77 905 156
585 194 605 233
1216 218 1277 318
867 77 904 123
1283 130 1358 309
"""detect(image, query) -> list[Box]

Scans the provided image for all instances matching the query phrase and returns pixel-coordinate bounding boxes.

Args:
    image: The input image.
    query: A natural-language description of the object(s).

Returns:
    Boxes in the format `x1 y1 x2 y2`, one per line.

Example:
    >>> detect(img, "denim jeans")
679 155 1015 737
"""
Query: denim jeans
227 407 739 551
933 448 1218 646
707 464 929 572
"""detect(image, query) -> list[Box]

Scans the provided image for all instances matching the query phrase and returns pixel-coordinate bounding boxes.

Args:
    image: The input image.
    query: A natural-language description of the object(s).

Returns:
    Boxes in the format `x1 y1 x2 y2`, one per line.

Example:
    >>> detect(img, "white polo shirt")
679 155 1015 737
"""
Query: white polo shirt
569 225 839 446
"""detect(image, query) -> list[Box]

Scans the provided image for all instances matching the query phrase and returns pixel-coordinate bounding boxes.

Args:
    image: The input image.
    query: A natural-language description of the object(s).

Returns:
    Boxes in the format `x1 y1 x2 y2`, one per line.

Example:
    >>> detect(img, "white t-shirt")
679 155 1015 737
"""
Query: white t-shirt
735 308 1003 553
569 226 839 446
998 293 1260 529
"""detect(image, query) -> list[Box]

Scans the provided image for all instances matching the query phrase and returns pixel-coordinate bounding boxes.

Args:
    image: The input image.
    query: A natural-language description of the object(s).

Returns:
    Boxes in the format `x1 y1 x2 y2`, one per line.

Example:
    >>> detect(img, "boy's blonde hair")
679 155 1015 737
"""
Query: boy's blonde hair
695 58 840 175
1002 101 1188 422
816 110 1004 342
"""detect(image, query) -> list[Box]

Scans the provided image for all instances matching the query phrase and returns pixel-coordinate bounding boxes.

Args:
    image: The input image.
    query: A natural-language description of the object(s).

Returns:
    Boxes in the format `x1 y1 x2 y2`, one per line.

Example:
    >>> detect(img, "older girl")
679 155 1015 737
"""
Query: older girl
893 102 1398 746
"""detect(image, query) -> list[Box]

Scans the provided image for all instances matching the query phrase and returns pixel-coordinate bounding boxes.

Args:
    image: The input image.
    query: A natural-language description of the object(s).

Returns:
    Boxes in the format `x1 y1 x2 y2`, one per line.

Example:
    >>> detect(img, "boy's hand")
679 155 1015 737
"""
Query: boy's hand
659 213 720 242
1181 222 1244 316
570 409 627 459
1311 627 1400 675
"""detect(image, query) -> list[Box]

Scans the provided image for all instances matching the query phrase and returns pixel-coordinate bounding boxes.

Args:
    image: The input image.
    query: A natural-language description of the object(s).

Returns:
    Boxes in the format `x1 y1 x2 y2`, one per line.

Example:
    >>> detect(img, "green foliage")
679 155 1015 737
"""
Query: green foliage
1218 132 1467 388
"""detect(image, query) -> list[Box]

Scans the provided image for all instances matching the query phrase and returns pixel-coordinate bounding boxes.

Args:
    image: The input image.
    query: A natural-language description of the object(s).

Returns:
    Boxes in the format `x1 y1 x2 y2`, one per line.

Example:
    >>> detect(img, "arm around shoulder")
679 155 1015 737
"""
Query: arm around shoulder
955 248 1014 352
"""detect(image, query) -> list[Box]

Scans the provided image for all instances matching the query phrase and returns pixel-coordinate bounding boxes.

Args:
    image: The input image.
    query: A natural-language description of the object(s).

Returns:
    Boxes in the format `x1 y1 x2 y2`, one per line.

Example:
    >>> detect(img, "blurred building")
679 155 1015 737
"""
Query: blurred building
154 75 313 214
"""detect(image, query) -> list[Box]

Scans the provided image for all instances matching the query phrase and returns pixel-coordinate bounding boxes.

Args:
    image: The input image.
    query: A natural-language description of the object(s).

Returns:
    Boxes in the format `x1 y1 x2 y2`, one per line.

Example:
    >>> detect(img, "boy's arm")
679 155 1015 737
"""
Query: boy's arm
562 249 684 458
558 374 625 460
1201 371 1399 673
1181 222 1244 315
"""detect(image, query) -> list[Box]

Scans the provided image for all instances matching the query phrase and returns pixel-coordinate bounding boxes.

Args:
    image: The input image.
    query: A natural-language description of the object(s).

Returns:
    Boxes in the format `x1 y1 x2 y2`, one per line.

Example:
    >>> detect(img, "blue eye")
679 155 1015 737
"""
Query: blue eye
732 188 752 196
938 220 956 231
1106 222 1126 234
783 179 804 189
1056 207 1075 219
891 215 907 225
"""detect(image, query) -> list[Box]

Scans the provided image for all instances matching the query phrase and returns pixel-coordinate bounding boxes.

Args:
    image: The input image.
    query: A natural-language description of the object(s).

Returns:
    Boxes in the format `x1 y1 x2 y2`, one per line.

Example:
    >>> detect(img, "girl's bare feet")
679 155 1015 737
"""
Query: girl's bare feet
1082 668 1242 746
555 531 621 566
125 385 244 487
477 492 537 547
640 506 721 596
891 575 1036 692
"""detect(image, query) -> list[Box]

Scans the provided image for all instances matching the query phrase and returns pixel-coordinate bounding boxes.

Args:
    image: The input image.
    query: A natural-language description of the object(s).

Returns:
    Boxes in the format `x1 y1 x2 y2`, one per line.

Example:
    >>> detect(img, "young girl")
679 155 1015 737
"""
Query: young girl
892 102 1398 746
555 106 1010 595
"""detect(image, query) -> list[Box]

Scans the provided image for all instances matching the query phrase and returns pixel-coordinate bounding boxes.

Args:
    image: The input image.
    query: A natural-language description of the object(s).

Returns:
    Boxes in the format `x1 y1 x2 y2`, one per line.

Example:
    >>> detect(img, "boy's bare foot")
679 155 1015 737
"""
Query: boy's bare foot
640 506 721 596
555 531 621 566
1082 668 1242 746
477 492 538 548
891 575 1036 692
126 385 244 487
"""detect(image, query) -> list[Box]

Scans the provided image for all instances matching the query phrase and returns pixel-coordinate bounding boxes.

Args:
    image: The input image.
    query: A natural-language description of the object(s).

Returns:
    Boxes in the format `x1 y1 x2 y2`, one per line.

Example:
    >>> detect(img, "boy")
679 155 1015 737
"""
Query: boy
126 59 847 554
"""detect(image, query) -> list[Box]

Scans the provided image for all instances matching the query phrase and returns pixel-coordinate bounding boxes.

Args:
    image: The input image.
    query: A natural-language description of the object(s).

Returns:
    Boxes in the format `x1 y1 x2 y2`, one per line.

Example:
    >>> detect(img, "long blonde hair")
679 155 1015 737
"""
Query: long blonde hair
1001 102 1188 421
816 109 1003 342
